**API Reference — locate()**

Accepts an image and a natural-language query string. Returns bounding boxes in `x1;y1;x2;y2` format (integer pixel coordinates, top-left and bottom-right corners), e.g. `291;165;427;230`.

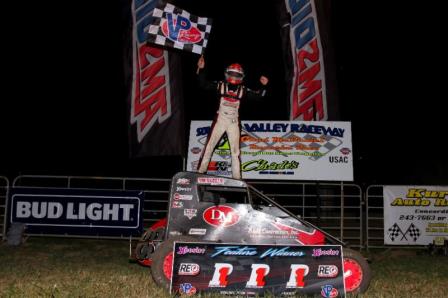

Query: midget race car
133;172;371;294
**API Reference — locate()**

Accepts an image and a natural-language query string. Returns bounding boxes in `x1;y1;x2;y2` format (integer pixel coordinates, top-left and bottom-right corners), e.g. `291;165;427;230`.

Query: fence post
340;181;344;242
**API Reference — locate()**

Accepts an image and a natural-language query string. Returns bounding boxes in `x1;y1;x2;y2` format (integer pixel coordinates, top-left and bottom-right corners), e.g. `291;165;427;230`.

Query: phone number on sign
399;215;436;221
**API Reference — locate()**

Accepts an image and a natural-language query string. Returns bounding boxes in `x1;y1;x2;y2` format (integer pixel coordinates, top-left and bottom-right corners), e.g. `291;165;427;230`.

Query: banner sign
9;188;144;237
127;0;184;157
276;0;339;121
187;121;353;181
171;242;345;297
384;186;448;245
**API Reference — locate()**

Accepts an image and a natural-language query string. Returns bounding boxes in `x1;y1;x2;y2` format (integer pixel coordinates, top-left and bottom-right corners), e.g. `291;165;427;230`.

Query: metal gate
0;176;10;239
11;175;362;246
365;185;385;249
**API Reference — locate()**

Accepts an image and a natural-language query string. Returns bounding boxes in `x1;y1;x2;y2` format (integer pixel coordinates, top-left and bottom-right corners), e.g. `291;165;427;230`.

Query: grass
0;238;447;297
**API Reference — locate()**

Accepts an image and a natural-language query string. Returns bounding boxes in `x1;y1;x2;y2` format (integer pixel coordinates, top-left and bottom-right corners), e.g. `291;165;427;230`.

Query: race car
133;172;371;293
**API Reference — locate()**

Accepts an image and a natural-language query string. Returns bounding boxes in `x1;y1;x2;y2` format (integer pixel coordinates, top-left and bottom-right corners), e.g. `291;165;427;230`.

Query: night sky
2;1;447;184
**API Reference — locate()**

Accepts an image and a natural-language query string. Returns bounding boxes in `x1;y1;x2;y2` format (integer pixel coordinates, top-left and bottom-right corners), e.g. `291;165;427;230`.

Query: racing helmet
225;63;245;85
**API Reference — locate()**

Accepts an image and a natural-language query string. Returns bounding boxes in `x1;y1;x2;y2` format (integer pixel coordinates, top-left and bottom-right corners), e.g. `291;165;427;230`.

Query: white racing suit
197;72;266;179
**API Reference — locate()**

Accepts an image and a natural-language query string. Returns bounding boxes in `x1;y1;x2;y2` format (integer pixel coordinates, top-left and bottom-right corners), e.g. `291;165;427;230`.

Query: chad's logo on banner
147;3;212;55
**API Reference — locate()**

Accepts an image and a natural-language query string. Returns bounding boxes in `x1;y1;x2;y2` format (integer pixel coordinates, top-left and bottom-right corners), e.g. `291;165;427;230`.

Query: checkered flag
403;223;420;242
387;223;405;242
147;3;212;55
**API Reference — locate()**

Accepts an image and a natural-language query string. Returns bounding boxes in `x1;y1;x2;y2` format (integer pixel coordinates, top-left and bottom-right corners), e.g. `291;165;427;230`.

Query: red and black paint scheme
133;172;371;294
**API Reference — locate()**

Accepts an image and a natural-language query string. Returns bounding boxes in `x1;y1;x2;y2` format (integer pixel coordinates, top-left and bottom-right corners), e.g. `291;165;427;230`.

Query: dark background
2;1;447;184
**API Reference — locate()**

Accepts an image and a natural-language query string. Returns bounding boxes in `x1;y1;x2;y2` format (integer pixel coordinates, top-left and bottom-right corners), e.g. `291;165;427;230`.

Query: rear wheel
150;236;197;290
343;248;371;293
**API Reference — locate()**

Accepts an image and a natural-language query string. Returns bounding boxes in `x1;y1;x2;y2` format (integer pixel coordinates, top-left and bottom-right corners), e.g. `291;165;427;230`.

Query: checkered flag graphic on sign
403;223;420;242
147;3;212;55
387;223;405;241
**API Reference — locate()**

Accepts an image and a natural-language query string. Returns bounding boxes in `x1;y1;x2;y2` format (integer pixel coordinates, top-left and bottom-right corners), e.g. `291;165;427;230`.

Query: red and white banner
125;0;184;157
277;0;339;121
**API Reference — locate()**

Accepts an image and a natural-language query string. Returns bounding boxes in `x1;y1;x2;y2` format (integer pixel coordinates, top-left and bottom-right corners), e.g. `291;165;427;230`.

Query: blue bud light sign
8;188;144;237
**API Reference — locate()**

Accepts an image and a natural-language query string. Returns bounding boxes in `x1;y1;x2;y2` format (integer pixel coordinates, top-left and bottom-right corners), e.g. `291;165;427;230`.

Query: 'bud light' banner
187;121;353;181
8;188;144;237
276;0;339;121
171;242;345;297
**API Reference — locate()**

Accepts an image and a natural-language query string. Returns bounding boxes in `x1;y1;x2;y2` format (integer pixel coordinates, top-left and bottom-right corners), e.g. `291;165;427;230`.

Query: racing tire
343;248;372;293
150;236;197;291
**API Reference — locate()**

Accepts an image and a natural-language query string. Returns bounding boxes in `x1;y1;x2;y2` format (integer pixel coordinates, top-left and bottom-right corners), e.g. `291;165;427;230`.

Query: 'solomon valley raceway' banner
187;121;353;181
384;186;448;245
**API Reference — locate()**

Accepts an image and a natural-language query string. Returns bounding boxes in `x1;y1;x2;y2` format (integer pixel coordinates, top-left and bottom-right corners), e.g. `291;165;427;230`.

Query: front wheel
135;227;166;266
343;248;372;293
150;236;197;291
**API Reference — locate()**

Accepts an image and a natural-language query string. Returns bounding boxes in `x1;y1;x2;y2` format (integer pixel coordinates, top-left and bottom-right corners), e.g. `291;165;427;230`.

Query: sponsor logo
211;246;257;258
190;147;201;154
317;265;339;278
209;264;233;287
390;188;448;208
203;206;240;227
214;150;231;159
176;178;190;185
179;283;197;296
189;228;206;235
208;161;230;172
176;186;192;192
184;209;197;219
248;227;296;238
178;263;200;276
131;0;171;142
246;264;270;288
329;156;348;163
191;160;200;170
312;248;340;257
340;147;351;155
161;13;202;44
286;265;309;288
242;159;299;173
14;201;135;222
196;126;211;137
174;193;193;201
11;194;141;230
177;246;206;255
321;285;338;298
172;201;183;208
197;177;225;185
